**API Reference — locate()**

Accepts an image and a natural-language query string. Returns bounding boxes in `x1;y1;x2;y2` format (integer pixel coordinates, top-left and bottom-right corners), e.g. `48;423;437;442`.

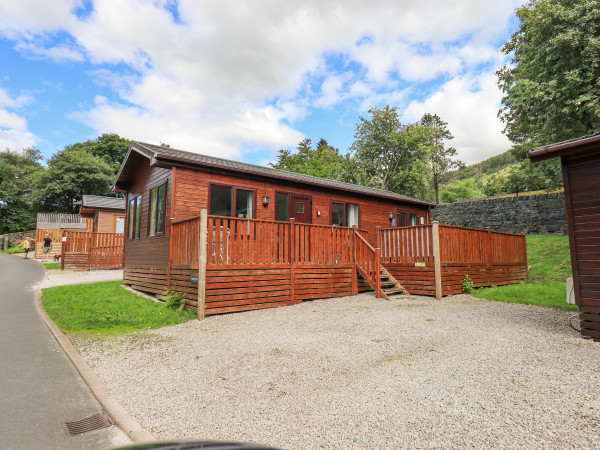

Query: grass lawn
43;262;62;269
475;234;576;311
42;280;195;335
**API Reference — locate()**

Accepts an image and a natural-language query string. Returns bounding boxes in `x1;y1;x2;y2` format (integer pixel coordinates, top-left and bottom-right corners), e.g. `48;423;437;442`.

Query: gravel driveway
73;293;600;449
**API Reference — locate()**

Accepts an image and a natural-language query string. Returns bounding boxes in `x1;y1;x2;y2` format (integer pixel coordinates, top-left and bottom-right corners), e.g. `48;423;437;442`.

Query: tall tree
0;148;44;233
419;113;464;204
64;133;131;174
269;138;349;181
349;106;428;195
497;0;600;147
32;148;115;213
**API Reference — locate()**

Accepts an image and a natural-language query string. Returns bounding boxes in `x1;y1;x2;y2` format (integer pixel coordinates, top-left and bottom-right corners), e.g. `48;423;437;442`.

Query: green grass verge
41;280;195;335
475;234;576;311
43;262;62;269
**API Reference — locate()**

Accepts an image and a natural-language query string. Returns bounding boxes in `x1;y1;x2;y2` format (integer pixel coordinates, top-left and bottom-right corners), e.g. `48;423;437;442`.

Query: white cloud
0;0;525;161
0;87;38;150
404;72;511;165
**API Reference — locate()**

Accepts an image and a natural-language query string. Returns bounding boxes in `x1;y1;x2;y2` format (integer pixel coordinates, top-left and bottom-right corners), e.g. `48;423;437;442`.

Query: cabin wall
96;210;125;233
563;150;600;340
173;166;429;242
123;161;172;295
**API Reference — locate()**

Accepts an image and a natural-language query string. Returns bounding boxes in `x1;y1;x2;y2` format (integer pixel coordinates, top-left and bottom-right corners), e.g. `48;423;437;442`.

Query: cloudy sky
0;0;524;166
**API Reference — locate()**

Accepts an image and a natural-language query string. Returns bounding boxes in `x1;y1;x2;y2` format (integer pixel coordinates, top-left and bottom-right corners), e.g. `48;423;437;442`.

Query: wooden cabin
113;142;433;305
529;133;600;341
75;195;126;234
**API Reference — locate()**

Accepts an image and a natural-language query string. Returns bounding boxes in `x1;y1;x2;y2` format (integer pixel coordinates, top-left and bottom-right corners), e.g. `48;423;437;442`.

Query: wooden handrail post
290;218;296;304
197;209;208;319
375;226;381;298
432;222;442;300
61;231;65;271
351;227;358;295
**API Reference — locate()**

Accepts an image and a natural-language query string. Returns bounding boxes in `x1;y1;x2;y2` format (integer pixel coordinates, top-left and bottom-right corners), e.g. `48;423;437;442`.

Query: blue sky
0;0;524;166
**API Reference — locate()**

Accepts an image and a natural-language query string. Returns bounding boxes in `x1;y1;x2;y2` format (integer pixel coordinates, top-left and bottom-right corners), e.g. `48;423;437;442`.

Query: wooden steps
379;266;409;299
357;266;409;299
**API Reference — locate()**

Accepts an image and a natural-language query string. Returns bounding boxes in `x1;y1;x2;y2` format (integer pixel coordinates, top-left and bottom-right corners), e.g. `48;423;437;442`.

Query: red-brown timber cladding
122;160;172;295
563;151;600;340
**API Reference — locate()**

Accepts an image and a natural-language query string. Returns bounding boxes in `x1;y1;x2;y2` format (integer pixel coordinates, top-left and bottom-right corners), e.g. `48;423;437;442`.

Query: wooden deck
124;212;528;317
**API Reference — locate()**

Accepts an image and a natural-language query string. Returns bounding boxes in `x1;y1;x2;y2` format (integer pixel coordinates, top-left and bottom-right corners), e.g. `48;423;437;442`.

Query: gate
61;231;124;270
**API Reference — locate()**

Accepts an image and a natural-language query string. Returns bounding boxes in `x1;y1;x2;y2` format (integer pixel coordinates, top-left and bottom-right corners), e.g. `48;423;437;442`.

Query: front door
290;195;311;223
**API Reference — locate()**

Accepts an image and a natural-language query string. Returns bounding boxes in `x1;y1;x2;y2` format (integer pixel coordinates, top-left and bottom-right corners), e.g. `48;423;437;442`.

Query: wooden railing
61;231;124;270
354;231;380;295
438;225;526;265
380;225;433;263
171;217;200;266
294;223;355;264
207;216;290;265
379;224;526;266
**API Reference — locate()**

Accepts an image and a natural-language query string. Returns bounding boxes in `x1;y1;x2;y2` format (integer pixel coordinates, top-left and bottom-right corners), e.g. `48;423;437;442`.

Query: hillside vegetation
438;148;562;203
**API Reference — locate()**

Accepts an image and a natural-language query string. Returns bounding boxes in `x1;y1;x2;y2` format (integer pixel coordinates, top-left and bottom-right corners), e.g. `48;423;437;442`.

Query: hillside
438;148;562;202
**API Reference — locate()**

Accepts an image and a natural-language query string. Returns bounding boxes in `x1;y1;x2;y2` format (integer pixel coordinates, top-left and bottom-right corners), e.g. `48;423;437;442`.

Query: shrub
463;274;474;294
163;288;187;310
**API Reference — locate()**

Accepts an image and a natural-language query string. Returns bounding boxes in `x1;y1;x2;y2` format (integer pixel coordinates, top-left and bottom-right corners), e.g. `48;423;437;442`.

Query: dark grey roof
528;132;600;161
128;141;433;206
82;195;126;210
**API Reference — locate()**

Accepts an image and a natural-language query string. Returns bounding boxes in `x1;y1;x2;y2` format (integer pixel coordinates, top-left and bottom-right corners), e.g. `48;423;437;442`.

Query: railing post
375;226;382;298
432;222;442;300
61;231;65;271
352;227;358;294
197;209;208;319
486;227;492;287
290;218;296;304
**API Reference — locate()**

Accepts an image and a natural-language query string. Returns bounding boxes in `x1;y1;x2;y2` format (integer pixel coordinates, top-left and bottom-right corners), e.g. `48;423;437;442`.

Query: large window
331;202;359;227
149;182;167;236
128;195;141;239
209;184;254;218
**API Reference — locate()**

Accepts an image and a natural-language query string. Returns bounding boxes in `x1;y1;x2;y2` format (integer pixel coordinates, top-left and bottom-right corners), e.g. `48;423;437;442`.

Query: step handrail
353;230;382;296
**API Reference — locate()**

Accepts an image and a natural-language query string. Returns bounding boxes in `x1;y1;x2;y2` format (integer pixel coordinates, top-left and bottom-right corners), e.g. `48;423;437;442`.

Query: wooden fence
161;213;527;317
61;231;124;270
381;224;527;296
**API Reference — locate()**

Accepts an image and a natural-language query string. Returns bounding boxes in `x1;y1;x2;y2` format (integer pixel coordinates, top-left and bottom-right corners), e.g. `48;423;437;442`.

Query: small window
331;202;345;226
296;203;305;214
209;184;254;218
276;193;289;221
128;195;141;239
149;182;167;236
397;212;407;227
115;217;125;234
331;202;358;227
410;214;417;226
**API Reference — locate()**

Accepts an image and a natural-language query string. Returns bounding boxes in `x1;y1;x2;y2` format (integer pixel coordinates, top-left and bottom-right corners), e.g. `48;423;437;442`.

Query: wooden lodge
114;141;527;316
75;195;126;234
529;133;600;341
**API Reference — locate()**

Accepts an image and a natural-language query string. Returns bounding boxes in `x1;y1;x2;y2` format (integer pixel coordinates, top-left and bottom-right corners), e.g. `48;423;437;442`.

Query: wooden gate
61;231;124;270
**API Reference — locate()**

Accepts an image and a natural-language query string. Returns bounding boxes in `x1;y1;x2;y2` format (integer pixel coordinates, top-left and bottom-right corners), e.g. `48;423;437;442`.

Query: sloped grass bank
475;234;576;311
42;280;195;335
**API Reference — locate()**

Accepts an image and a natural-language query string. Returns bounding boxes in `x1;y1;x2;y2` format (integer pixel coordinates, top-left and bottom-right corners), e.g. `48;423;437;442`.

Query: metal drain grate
60;413;112;437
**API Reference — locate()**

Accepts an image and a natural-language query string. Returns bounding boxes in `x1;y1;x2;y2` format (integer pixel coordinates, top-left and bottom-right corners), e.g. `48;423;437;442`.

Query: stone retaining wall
431;192;567;234
0;230;36;250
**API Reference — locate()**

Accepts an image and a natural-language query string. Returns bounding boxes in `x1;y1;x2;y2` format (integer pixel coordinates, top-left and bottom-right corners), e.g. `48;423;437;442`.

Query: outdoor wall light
262;194;269;207
389;211;394;220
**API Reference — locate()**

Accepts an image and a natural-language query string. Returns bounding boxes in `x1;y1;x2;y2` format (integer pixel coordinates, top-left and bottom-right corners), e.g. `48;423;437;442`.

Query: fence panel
62;231;123;270
490;231;527;265
206;216;290;265
171;217;200;266
354;231;377;287
294;224;355;264
379;225;433;263
438;225;489;264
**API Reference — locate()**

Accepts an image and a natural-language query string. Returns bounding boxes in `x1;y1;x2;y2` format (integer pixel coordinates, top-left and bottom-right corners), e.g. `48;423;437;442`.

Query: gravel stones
74;294;600;449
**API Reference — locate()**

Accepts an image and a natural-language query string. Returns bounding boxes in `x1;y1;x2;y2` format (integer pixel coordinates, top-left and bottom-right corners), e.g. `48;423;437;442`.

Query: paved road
0;253;130;449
